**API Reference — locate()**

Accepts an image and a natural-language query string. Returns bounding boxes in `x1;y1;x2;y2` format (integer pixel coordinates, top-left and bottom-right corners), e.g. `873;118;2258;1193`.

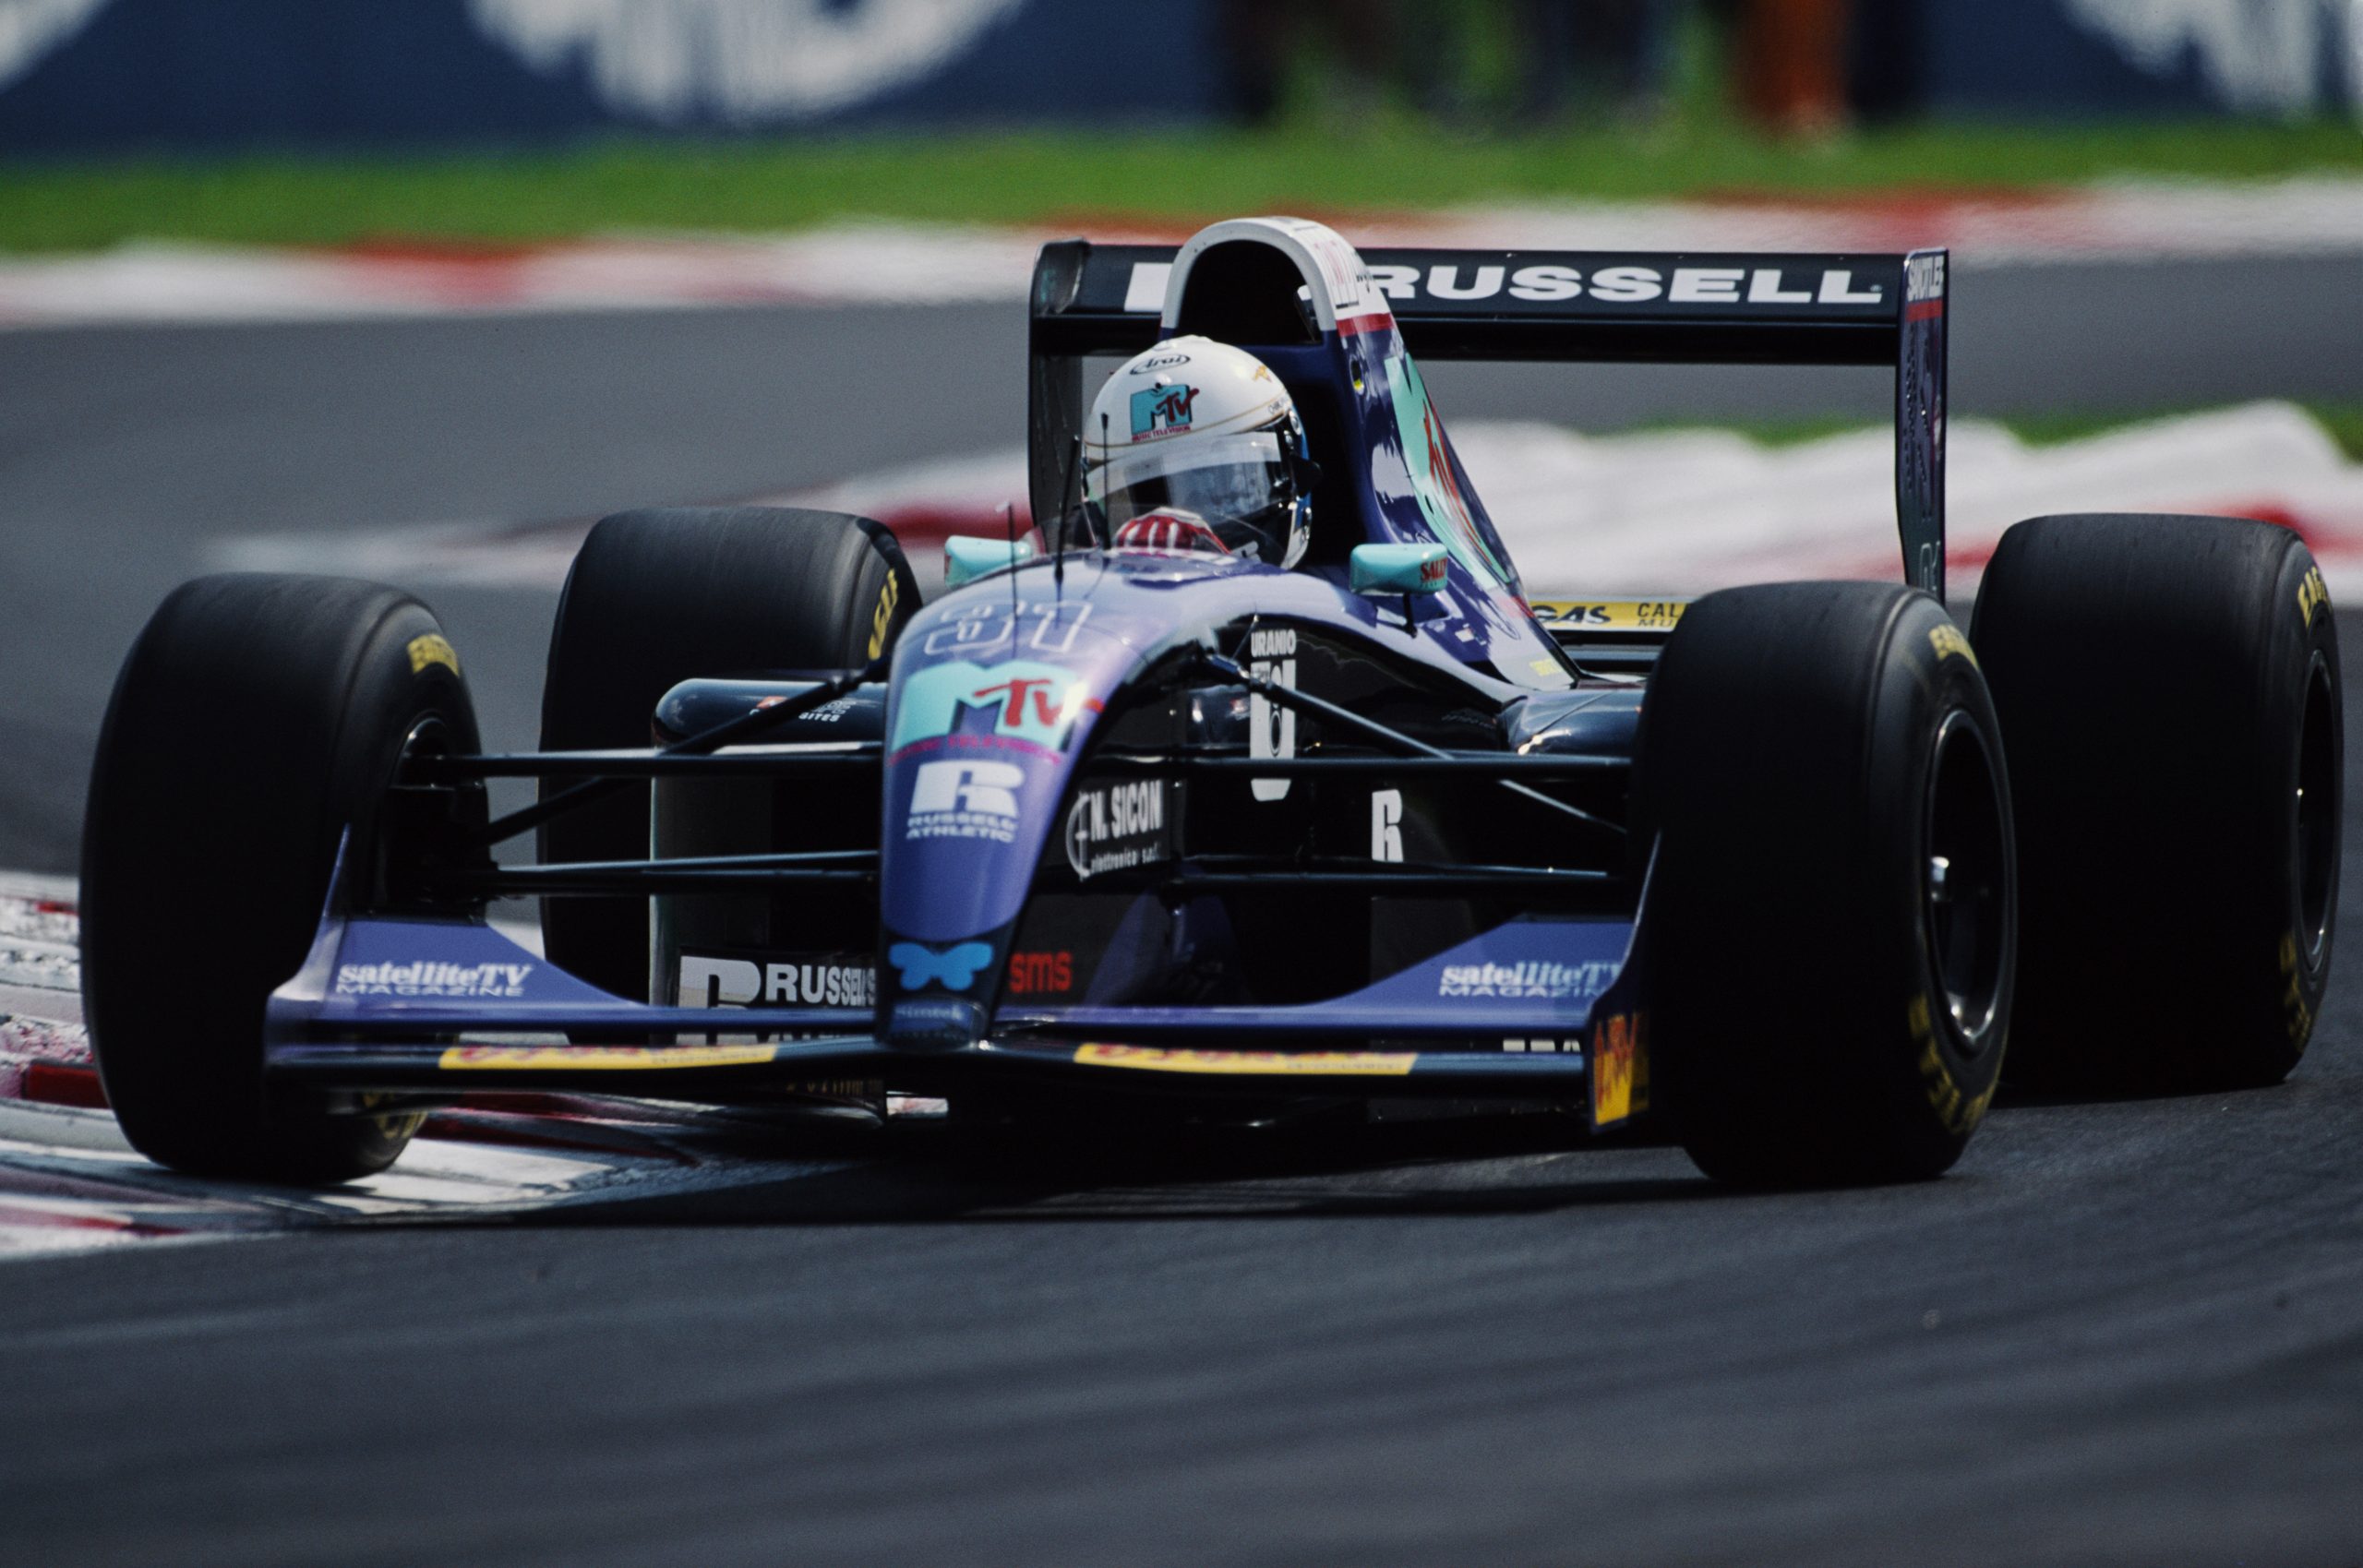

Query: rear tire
1637;581;2016;1187
1972;513;2340;1093
537;507;918;1000
81;574;479;1183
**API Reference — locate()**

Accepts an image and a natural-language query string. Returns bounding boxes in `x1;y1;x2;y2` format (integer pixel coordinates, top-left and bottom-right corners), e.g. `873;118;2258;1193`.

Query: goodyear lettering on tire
406;634;461;676
1910;992;1990;1136
1926;625;1977;668
867;574;901;660
2279;930;2315;1047
2297;566;2329;628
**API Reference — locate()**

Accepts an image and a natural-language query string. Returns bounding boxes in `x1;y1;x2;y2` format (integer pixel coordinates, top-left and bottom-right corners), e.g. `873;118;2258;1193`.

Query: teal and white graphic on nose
942;534;1038;588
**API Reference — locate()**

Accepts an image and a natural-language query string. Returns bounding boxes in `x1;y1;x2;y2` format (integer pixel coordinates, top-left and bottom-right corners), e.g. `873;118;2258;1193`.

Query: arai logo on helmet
1130;384;1197;441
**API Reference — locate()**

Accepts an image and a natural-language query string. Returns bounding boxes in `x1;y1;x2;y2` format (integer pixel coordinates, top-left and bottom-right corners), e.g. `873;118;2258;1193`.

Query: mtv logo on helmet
1130;383;1196;440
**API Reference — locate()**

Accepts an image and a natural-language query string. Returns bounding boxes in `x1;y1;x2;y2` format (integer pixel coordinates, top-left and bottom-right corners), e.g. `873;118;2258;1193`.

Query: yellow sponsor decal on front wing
1589;1011;1649;1127
438;1043;778;1071
1074;1045;1416;1077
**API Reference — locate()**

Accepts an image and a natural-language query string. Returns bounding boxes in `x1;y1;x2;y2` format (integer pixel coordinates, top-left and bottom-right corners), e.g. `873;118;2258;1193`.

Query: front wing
265;891;1653;1130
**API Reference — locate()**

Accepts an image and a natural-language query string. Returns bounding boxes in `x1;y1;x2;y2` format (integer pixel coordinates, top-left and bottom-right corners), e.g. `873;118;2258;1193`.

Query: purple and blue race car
81;218;2340;1187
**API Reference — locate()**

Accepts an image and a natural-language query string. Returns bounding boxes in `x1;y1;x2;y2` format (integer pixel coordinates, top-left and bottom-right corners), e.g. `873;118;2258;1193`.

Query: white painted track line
7;178;2363;329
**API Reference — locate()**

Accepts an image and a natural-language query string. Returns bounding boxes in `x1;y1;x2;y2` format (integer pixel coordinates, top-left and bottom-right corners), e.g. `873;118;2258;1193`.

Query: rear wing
1029;243;1949;597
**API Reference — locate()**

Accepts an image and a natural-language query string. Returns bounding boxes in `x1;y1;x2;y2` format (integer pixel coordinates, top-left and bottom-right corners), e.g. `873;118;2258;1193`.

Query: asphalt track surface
4;256;2363;1565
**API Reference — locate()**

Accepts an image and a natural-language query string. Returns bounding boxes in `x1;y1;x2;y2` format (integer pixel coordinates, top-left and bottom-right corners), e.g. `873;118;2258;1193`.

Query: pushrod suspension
1166;856;1615;896
426;745;880;781
465;656;888;846
1086;751;1626;779
1194;651;1626;838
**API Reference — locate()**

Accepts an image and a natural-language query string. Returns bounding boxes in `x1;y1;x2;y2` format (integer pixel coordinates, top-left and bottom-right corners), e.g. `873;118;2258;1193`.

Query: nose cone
881;650;1123;941
876;586;1141;1047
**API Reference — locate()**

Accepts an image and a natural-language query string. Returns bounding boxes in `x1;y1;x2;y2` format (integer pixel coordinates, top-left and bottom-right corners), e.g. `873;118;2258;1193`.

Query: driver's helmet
1084;336;1316;569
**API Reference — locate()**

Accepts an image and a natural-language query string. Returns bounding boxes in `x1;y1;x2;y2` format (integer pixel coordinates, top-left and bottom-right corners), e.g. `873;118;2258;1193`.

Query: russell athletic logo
906;757;1025;844
337;961;534;999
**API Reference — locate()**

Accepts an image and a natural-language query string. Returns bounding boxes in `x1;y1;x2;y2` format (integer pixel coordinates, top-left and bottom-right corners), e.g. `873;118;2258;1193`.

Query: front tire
81;575;479;1183
1637;581;2016;1187
538;507;919;1001
1973;513;2341;1092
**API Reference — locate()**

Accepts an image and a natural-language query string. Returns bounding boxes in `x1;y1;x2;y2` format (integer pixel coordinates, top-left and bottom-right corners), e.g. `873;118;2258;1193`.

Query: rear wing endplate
1029;243;1949;597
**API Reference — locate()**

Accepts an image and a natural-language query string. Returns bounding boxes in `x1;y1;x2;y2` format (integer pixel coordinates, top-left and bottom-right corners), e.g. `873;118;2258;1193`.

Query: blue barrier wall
0;0;2350;154
0;0;1229;152
1921;0;2356;117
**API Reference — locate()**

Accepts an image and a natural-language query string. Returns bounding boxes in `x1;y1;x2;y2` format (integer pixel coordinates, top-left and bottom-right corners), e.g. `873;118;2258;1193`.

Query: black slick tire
537;507;919;999
81;574;480;1183
1637;581;2016;1187
1972;513;2340;1093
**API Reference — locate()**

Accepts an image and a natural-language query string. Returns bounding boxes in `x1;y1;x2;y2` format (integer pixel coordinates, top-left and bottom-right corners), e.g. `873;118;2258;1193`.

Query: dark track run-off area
4;258;2363;1565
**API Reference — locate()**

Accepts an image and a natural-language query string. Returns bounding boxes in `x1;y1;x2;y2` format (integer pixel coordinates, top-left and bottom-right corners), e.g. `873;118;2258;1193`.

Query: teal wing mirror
1349;543;1449;596
944;533;1038;588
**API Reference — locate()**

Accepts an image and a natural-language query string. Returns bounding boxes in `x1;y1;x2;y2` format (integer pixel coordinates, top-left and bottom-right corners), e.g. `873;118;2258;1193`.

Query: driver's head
1085;336;1316;568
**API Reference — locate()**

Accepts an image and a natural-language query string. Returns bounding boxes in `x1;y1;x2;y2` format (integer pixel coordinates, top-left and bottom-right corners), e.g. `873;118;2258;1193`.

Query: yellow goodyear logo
355;1091;427;1143
2279;930;2315;1047
437;1043;777;1071
1589;1011;1649;1127
867;573;901;660
1072;1045;1416;1077
1926;624;1977;668
1909;993;1991;1136
2298;565;2329;628
1531;600;1688;632
406;633;461;676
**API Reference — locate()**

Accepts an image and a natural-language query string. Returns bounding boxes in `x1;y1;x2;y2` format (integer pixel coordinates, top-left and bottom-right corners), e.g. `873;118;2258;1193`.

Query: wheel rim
1924;712;2009;1053
2295;651;2337;964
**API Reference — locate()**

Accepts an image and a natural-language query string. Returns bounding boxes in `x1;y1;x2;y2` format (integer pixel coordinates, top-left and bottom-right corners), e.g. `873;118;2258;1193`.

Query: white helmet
1084;335;1318;568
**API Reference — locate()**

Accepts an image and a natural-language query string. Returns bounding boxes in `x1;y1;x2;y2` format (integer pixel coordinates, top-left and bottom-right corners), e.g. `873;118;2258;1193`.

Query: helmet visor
1088;431;1290;534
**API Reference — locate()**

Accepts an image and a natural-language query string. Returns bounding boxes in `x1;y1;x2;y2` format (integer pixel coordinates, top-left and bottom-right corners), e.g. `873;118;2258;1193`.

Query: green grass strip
3;119;2361;254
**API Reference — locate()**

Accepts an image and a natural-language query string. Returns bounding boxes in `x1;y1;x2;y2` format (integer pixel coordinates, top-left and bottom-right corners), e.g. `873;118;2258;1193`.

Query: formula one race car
82;218;2341;1188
